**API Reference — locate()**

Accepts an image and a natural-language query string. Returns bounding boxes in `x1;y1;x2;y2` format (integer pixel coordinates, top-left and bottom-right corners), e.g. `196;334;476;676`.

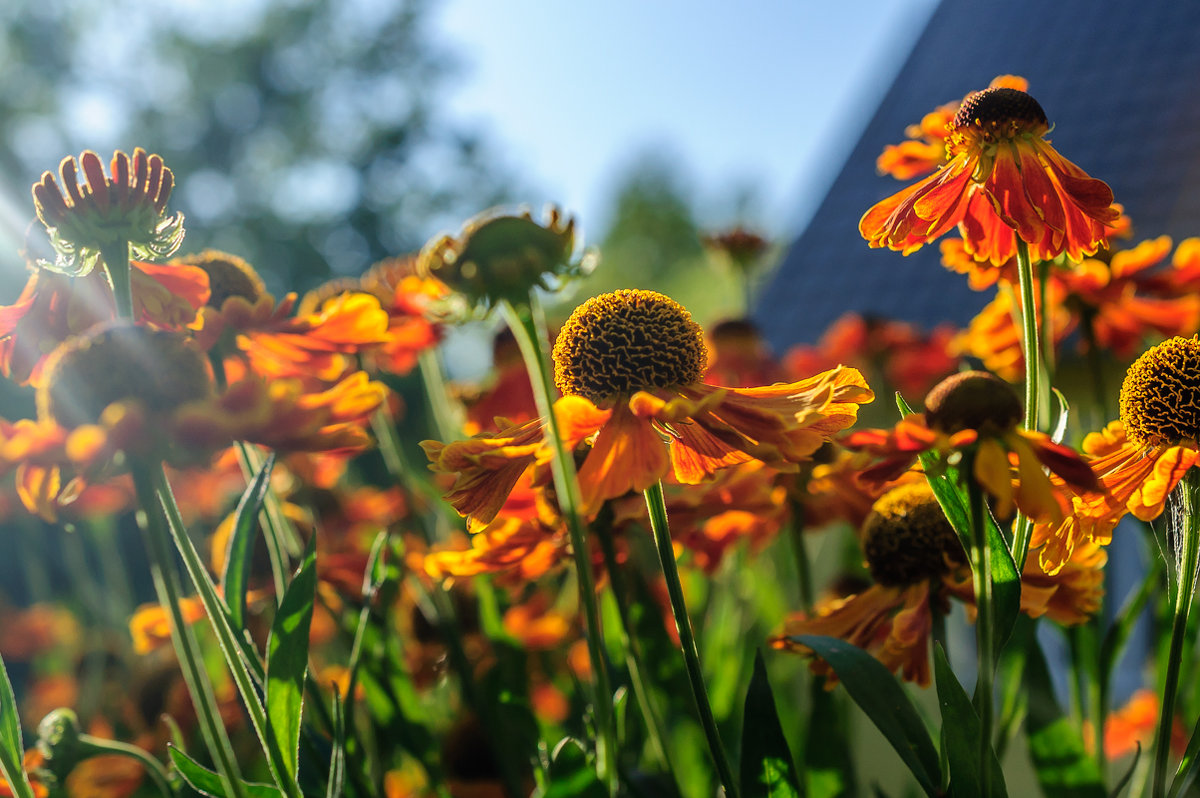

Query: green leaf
266;535;318;785
740;650;803;797
169;745;282;796
325;692;345;798
1050;388;1070;444
1024;639;1105;797
911;429;1021;656
0;650;35;798
222;452;276;630
802;679;855;798
543;738;608;798
793;635;940;797
933;645;1006;797
1115;744;1141;798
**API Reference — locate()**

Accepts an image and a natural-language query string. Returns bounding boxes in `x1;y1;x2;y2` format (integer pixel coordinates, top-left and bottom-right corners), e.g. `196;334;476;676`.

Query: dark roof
756;0;1200;349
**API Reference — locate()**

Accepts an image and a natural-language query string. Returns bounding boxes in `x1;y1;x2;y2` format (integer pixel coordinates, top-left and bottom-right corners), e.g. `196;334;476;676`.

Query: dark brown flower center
862;482;964;586
552;289;708;402
924;370;1022;435
952;87;1048;131
1119;336;1200;448
176;250;265;309
38;323;212;429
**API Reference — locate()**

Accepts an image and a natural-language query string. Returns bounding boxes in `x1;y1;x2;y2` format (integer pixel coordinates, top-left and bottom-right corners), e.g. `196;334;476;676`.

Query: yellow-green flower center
952;87;1048;132
1119;336;1200;448
924;370;1022;436
862;482;964;587
37;323;212;429
552;289;708;402
176;250;265;309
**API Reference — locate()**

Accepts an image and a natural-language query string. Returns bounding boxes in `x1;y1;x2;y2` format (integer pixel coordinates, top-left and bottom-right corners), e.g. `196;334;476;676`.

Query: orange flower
952;278;1073;382
184;250;394;384
0;323;386;519
774;481;1103;686
862;85;1119;265
0;750;48;798
0;260;210;386
876;75;1030;182
1035;337;1200;573
783;312;958;400
424;290;873;528
622;461;790;573
460;328;540;435
845;371;1100;524
31;148;184;274
703;318;786;389
955;236;1200;379
129;594;209;654
1096;690;1187;760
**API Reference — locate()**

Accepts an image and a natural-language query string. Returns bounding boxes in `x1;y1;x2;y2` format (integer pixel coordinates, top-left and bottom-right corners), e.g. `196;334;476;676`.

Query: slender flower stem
130;463;249;798
964;458;995;796
101;240;133;320
500;297;618;795
76;735;177;798
151;464;305;798
644;481;740;798
788;499;814;611
1153;471;1200;798
1011;238;1042;571
594;513;676;779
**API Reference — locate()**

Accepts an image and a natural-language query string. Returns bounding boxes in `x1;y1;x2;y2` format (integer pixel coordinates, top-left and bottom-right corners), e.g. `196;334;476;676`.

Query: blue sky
432;0;939;239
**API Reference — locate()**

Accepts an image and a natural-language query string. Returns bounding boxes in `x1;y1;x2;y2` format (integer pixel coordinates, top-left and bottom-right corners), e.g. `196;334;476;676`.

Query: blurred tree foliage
557;152;744;325
0;0;511;300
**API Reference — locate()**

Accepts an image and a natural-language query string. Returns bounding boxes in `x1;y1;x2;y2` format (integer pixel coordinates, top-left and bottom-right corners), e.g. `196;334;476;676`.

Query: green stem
499;297;618;795
101;240;133;320
594;513;676;779
150;464;304;798
130;463;248;798
234;442;292;599
965;459;995;796
1153;472;1200;798
76;735;176;797
1011;238;1042;571
788;499;814;611
644;481;740;798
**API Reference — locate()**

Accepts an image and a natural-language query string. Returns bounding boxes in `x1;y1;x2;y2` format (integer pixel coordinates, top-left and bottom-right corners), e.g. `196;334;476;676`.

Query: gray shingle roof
756;0;1200;349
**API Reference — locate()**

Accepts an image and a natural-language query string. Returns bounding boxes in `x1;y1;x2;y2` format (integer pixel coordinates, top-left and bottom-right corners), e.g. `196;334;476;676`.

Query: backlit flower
773;481;1103;685
845;371;1100;523
783;312;958;400
0;260;210;386
955;236;1200;379
0;323;386;519
862;86;1119;265
186;250;394;384
418;206;581;310
32;149;184;276
424;290;873;527
1036;337;1200;572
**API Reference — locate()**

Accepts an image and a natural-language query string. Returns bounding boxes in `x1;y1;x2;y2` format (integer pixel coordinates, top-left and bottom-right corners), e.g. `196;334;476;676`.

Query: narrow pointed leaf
266;536;318;785
803;679;855;798
325;693;345;798
900;389;1021;656
934;644;1006;797
222;452;276;629
740;650;804;797
1024;640;1105;797
0;651;35;798
544;737;607;798
793;635;940;796
168;746;283;797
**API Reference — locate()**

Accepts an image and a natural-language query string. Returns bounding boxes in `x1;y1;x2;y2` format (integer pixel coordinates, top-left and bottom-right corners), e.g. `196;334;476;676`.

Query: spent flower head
32;149;185;276
418;206;587;311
